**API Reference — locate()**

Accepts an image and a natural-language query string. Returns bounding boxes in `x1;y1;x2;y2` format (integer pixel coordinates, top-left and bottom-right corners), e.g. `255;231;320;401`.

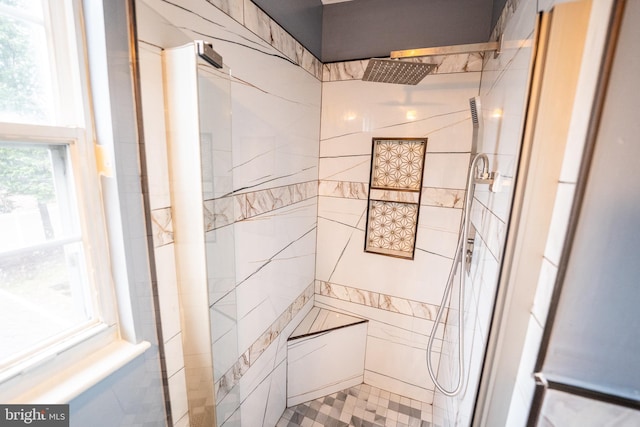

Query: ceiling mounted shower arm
391;35;504;59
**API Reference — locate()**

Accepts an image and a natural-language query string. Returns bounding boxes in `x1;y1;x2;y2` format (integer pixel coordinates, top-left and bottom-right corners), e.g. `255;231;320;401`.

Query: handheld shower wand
426;153;486;396
426;97;495;396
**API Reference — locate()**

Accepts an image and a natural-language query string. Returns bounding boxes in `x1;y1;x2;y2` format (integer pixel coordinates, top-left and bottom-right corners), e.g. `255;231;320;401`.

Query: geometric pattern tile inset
366;201;418;256
366;137;427;260
371;139;426;191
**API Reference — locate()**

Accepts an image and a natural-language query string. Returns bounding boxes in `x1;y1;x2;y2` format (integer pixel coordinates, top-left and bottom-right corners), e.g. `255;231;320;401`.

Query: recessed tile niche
365;138;427;259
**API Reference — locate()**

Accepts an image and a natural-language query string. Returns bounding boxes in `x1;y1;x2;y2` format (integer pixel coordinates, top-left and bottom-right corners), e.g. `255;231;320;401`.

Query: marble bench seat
286;307;368;407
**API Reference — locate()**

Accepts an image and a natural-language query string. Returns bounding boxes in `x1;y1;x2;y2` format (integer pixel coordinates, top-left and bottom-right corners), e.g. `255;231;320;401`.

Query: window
0;0;115;385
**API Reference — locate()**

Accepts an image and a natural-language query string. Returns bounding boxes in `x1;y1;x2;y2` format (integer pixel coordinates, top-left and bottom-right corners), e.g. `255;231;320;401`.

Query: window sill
7;340;150;404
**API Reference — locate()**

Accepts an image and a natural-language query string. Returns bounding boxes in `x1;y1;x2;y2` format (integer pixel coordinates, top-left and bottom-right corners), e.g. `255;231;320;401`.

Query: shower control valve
489;172;502;193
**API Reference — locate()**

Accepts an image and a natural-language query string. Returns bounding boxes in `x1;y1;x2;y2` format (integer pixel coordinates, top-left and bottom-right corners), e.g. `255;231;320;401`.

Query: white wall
317;59;482;404
433;0;539;424
137;0;321;425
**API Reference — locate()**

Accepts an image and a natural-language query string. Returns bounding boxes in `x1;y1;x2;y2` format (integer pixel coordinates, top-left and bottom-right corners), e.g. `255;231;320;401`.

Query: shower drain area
277;383;434;427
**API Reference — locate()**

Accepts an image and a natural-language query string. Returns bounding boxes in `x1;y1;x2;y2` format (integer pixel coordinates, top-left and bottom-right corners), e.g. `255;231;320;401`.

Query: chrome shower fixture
390;35;504;60
195;40;223;68
362;59;436;85
473;153;502;192
363;37;503;85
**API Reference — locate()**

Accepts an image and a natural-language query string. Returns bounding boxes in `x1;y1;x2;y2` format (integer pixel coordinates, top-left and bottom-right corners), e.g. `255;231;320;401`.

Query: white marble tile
168;368;190;424
165;332;185;378
314;295;442;343
208;0;243;23
174;413;190;427
210;292;240;380
235;221;316;353
319;154;371;183
291;307;364;338
215;284;314;407
416;206;462;259
321;73;481;142
423;153;471;190
364;370;433;404
154;244;181;341
367;319;442;354
205;227;237;305
287;322;367;406
216;382;241;426
240;357;288;426
139;43;172;210
316;219;452;307
150;207;174;247
424;114;474;153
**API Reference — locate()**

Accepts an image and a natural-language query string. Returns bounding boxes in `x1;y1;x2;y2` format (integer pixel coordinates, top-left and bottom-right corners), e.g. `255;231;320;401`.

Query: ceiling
251;0;508;63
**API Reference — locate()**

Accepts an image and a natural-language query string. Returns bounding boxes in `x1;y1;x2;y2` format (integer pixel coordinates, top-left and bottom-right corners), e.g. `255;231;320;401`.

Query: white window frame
0;0;148;403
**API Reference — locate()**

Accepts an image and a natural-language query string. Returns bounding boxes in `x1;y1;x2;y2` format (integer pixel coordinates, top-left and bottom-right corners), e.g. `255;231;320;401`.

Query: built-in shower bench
286;307;368;406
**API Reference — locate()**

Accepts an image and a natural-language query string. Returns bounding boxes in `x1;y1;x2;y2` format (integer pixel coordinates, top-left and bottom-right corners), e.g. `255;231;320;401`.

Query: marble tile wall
432;0;538;425
139;1;321;426
287;319;367;406
137;1;607;426
318;60;481;404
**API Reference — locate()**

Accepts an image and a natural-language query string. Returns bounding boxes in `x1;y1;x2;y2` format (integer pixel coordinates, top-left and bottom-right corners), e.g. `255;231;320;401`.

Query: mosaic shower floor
276;384;433;427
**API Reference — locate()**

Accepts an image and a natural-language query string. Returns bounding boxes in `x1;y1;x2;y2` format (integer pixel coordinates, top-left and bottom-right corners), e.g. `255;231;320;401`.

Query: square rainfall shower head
362;59;436;85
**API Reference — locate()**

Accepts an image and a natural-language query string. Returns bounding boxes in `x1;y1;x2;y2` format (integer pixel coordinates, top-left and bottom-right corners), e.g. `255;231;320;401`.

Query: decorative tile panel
371;139;426;190
365;138;427;259
366;201;419;257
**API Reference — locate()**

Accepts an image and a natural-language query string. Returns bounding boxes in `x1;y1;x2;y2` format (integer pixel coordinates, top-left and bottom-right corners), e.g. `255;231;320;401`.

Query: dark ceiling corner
321;0;494;63
251;0;506;64
491;0;509;31
251;0;324;59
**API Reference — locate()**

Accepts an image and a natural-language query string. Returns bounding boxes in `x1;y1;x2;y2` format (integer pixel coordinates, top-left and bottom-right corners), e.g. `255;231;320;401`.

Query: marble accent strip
490;0;524;43
421;187;465;209
319;180;368;200
204;180;317;231
315;280;444;322
214;282;314;404
156;0;322;80
236;180;318;221
242;0;323;80
151;207;174;247
369;189;420;204
323;53;483;82
319;180;465;209
207;0;243;24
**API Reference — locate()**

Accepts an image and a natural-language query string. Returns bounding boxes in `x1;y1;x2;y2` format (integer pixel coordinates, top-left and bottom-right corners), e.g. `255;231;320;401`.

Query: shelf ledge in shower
289;307;367;341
